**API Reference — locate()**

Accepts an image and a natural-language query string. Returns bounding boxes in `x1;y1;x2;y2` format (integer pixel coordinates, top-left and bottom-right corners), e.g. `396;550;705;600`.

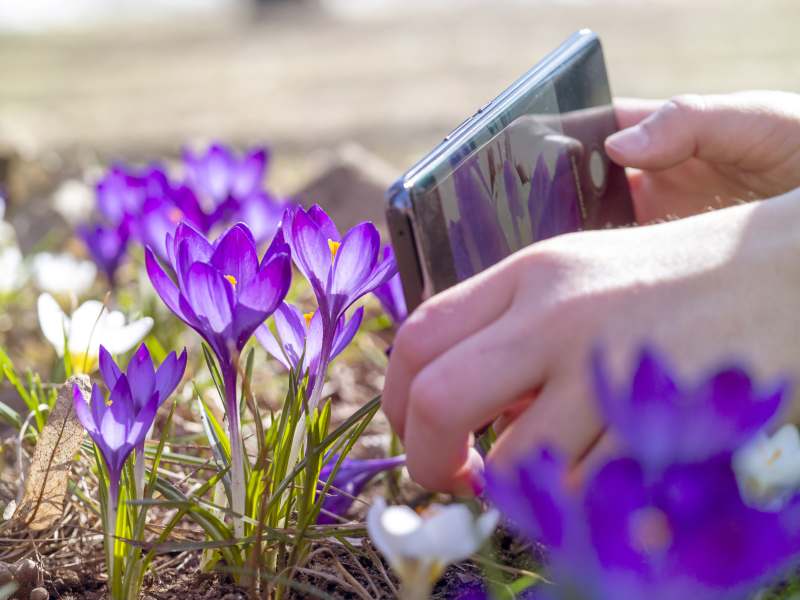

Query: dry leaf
14;375;89;531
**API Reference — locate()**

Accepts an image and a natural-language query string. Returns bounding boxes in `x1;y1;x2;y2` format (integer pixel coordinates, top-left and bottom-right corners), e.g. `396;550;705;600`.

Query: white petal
733;424;800;510
53;179;95;225
67;300;107;356
415;504;489;566
103;317;154;354
367;498;422;568
32;253;96;296
37;293;68;356
0;246;26;293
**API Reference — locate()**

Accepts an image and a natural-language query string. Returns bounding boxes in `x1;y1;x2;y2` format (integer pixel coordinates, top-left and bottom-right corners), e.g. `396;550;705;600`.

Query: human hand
382;189;800;493
607;91;800;223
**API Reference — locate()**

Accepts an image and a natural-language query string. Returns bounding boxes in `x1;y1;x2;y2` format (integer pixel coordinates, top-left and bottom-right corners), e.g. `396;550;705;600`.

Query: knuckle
664;94;707;119
392;319;432;368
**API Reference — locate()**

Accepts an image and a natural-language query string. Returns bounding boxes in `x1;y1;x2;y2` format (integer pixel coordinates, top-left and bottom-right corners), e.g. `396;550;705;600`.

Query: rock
0;562;13;586
29;587;48;600
11;559;43;597
54;569;80;589
292;143;396;233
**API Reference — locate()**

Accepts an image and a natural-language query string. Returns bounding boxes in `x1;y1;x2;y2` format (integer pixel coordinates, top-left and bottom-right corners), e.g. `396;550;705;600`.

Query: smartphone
386;29;635;312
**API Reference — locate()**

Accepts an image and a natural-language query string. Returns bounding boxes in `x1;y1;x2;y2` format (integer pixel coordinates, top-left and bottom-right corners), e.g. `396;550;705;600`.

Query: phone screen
390;32;635;307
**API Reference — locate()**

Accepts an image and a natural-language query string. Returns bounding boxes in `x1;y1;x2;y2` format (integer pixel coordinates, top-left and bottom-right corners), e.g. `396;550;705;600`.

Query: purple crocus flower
284;205;395;404
255;302;363;392
145;221;291;534
72;372;158;506
145;222;291;380
372;246;407;325
488;447;800;600
592;346;787;473
317;454;405;524
78;221;130;284
97;343;186;495
182;143;289;242
96;164;170;228
183;144;267;211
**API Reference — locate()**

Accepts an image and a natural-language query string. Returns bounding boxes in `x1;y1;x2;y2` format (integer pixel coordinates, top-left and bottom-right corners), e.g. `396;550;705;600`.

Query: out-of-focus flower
488;447;800;600
0;244;26;295
372;246;406;325
37;293;153;373
183;143;268;212
96;164;169;228
487;348;800;600
72;371;158;504
98;344;186;495
255;302;363;390
52;179;95;226
317;454;405;524
367;498;498;598
592;346;786;472
145;222;291;377
734;424;800;511
31;252;97;297
78;222;130;284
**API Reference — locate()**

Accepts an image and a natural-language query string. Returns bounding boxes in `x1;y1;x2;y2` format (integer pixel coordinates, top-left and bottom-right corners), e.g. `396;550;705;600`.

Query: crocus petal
173;223;214;270
232;147;267;198
367;498;424;567
410;504;496;566
210;223;259;288
330;223;379;298
98;345;122;391
184;262;234;334
72;384;99;437
355;249;398;299
272;302;307;368
289;207;332;287
101;376;134;452
145;248;187;322
154;349;187;408
126;344;156;412
234;252;291;347
256;324;291;370
103;317;154;355
66;300;107;357
37;293;68;356
308;204;340;242
330;307;364;360
128;392;160;449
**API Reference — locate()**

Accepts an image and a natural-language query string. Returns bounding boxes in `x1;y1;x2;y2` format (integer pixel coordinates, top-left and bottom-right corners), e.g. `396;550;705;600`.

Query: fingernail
470;468;486;497
607;126;650;155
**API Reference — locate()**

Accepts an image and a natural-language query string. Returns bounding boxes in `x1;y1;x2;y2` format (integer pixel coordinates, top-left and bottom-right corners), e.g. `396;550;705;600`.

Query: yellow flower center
168;207;184;223
224;274;238;287
768;448;783;466
303;311;314;328
328;239;341;262
105;397;113;407
70;352;98;375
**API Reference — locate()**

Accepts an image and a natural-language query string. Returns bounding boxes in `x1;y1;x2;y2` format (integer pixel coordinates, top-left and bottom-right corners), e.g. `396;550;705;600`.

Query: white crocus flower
733;424;800;511
367;498;498;600
37;293;153;373
52;179;95;226
0;245;26;295
32;252;96;297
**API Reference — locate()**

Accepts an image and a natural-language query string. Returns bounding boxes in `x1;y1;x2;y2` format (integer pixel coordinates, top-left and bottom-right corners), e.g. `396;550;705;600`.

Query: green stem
223;362;245;539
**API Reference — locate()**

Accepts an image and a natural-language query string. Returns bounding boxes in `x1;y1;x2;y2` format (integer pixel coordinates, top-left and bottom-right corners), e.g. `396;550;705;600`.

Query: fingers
403;315;550;492
568;432;619;487
382;256;519;437
606;93;794;172
487;375;601;473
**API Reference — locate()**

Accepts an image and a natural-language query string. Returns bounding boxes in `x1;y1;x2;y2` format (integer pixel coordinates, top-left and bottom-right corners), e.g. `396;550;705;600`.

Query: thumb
605;92;797;171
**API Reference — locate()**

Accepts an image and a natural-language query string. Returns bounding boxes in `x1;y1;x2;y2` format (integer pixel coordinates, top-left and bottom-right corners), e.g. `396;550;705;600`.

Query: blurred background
1;0;798;237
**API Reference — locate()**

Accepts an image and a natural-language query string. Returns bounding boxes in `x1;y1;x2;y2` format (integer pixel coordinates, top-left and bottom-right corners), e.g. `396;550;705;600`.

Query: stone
292;143;396;233
29;587;48;600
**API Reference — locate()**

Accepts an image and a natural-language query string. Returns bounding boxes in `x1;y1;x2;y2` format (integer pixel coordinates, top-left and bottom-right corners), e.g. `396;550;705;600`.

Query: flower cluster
80;143;289;284
486;347;800;600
